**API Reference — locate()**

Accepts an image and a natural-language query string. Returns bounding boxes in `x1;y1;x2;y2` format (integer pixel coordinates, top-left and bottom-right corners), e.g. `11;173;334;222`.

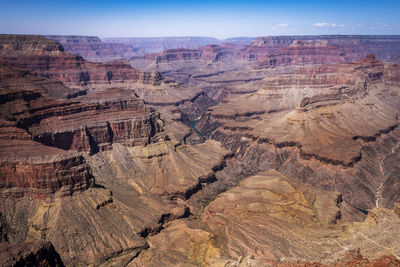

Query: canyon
0;34;399;266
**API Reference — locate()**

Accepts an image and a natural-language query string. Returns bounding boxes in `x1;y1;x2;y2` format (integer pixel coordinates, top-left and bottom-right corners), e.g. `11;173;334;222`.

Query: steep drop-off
1;34;400;266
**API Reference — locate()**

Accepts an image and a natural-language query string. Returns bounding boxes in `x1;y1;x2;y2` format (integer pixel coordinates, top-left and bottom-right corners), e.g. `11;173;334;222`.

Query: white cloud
376;22;392;27
272;23;288;30
313;22;336;27
360;22;395;30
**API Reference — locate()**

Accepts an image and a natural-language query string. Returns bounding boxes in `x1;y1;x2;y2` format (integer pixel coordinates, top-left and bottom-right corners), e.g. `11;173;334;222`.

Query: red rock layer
196;55;400;210
0;34;162;90
238;35;400;63
0;241;65;267
0;66;165;198
0;117;94;199
1;80;165;152
45;35;140;62
258;40;344;67
103;36;222;54
142;44;239;63
271;253;400;267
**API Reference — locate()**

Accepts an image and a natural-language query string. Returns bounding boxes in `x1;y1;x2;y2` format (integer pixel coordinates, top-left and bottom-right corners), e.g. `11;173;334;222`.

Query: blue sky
0;0;399;38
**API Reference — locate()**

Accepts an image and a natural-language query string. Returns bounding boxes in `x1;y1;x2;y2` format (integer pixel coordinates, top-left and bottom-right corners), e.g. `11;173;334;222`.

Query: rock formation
0;34;161;93
238;35;400;63
1;34;400;266
0;35;231;266
45;35;141;62
103;36;253;54
0;241;65;267
0;35;213;130
141;44;239;63
258;39;345;67
197;55;400;210
131;170;400;266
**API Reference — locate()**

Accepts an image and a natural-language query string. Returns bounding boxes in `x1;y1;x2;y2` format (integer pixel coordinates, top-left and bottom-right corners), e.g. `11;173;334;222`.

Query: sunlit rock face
0;35;231;266
45;35;141;62
1;34;400;266
130;171;400;266
196;55;400;211
238;35;400;63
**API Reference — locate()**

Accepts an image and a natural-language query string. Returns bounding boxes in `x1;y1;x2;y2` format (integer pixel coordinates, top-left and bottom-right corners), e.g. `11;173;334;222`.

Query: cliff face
45;35;141;62
0;34;65;56
0;35;162;93
103;36;223;54
132;171;400;266
238;35;400;63
0;241;65;267
0;121;94;199
0;65;167;200
0;66;165;152
258;39;345;67
0;35;232;266
197;55;400;210
142;44;238;63
1;34;400;266
0;35;212;127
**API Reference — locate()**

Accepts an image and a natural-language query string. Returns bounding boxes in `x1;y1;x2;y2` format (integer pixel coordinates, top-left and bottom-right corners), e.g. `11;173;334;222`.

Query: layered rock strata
0;241;65;267
45;35;140;62
131;170;400;266
197;55;400;209
238;35;400;62
0;35;162;93
0;37;231;265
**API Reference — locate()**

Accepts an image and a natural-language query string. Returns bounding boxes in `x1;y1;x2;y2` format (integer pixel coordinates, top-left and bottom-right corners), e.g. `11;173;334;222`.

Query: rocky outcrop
258;39;345;67
0;87;95;199
238;35;400;63
103;36;222;54
28;96;165;152
142;44;238;63
0;35;212;131
0;70;165;153
196;56;400;210
0;137;231;265
45;35;141;62
131;170;400;266
0;150;94;199
0;35;163;93
0;37;232;266
2;34;400;267
0;241;65;267
145;48;203;62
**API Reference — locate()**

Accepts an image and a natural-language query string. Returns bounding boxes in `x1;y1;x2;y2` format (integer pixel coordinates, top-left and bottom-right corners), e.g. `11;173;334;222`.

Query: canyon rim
1;0;400;266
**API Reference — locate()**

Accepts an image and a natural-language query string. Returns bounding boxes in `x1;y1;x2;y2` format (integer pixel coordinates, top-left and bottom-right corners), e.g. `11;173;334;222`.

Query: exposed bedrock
196;56;400;210
0;139;231;266
45;35;141;62
0;70;166;154
0;34;164;93
0;59;232;265
1;34;400;266
0;155;94;199
141;44;238;63
0;241;65;267
0;117;95;199
131;170;400;266
103;36;224;54
238;35;400;63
